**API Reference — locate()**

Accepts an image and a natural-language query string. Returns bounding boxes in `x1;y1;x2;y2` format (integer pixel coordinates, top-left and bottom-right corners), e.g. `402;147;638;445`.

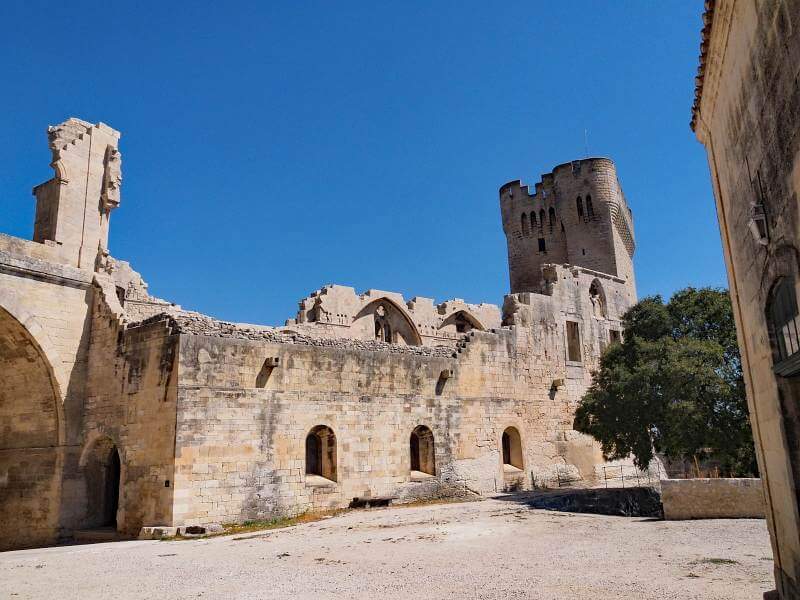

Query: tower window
577;196;584;218
586;194;595;218
539;209;546;227
521;212;529;236
566;321;582;362
548;206;556;227
530;211;537;229
538;238;546;252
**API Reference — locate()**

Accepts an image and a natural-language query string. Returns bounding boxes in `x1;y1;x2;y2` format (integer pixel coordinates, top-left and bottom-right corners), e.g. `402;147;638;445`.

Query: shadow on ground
493;487;663;518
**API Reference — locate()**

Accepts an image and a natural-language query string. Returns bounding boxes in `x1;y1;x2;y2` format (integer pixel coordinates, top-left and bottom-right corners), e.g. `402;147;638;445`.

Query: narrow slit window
538;238;546;252
566;321;582;362
576;196;584;218
586;194;594;218
521;212;529;236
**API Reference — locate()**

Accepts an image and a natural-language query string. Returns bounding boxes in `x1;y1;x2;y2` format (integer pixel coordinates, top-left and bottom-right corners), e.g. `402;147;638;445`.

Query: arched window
539;209;546;228
521;212;529;236
586;194;594;218
530;211;537;229
501;426;523;471
589;279;607;318
305;425;337;482
83;437;121;529
548;206;556;227
576;196;584;218
410;425;436;476
767;277;800;375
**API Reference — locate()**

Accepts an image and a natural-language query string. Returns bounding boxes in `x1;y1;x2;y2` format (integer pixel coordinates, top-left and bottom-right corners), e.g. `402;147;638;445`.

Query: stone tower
499;157;636;299
32;118;122;269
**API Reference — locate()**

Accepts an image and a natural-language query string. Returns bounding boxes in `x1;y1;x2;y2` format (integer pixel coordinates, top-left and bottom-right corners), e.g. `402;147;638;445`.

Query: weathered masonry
0;118;636;549
692;2;800;599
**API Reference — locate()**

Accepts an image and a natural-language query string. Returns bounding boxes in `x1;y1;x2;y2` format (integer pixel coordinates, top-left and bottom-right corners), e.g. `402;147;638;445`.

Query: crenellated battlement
499;157;636;300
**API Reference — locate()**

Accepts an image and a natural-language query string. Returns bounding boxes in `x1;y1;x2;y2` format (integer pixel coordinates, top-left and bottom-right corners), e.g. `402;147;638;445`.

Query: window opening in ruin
115;286;126;307
521;212;529;236
83;438;121;529
561;221;565;233
548;207;555;228
589;279;607;318
530;211;537;229
305;425;337;482
538;238;546;252
586;194;594;218
609;330;621;345
539;209;546;228
767;277;800;376
566;321;582;362
576;196;584;218
501;426;523;471
455;313;469;333
374;305;393;343
410;425;436;476
582;249;586;255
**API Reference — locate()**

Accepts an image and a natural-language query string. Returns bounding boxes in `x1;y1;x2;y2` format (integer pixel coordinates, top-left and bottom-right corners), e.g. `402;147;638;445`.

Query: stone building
0;117;636;550
692;1;800;598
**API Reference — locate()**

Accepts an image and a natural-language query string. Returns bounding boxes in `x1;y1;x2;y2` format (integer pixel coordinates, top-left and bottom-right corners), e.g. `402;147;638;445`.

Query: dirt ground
0;495;774;600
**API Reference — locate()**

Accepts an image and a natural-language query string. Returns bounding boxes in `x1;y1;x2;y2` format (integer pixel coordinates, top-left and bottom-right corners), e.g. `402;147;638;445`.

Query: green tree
574;287;757;476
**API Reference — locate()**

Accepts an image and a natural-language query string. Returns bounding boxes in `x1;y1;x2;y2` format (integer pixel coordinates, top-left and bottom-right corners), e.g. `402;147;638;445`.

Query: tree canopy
574;287;757;476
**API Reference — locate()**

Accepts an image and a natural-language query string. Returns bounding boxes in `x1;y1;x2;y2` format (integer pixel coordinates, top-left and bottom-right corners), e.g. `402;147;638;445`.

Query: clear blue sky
1;1;721;325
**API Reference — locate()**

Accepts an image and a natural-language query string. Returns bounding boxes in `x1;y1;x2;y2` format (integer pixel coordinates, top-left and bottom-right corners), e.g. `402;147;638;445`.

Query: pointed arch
354;297;423;346
589;278;607;318
439;309;486;334
586;194;595;218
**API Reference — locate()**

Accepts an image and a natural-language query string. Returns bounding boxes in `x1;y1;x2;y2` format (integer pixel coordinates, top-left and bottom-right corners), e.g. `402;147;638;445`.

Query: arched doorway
305;425;337;482
82;437;122;529
501;427;523;472
410;425;435;476
0;305;61;550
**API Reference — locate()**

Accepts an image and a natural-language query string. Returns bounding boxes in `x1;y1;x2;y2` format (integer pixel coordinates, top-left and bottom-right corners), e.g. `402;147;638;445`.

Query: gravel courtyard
0;496;773;600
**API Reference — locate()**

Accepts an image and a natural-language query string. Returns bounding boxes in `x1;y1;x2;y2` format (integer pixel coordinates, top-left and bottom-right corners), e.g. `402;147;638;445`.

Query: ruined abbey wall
0;118;637;548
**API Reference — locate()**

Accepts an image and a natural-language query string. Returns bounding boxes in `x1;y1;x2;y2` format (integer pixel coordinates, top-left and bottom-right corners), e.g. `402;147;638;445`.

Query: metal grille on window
768;277;800;376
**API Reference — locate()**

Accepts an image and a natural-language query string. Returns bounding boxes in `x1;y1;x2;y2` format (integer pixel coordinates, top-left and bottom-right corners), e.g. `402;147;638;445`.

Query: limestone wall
661;478;765;520
693;1;800;596
81;304;179;537
169;264;621;528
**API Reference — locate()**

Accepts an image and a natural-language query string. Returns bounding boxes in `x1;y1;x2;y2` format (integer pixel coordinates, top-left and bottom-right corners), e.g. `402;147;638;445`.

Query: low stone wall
660;478;765;520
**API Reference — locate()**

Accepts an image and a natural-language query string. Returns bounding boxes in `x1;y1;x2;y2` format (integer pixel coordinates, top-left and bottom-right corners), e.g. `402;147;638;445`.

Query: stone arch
410;425;435;476
439;310;486;335
0;287;66;414
501;426;523;471
354;298;423;346
589;278;607;319
79;434;123;529
305;425;337;482
0;301;64;549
